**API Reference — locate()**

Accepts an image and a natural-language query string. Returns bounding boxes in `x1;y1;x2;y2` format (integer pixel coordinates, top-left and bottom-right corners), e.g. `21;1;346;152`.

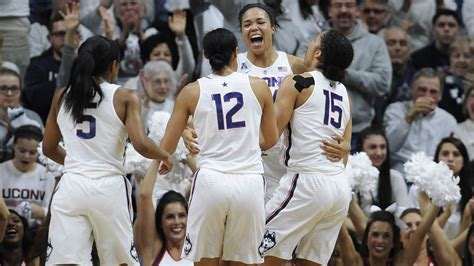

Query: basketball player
159;28;278;266
185;3;350;202
260;30;354;266
42;36;172;265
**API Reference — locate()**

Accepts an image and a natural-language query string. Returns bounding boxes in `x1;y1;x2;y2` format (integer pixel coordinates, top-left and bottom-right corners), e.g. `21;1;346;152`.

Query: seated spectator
410;9;461;73
383;68;457;174
439;35;474;122
0;125;55;225
374;26;414;125
139;61;177;122
408;137;472;240
0;210;35;265
453;85;474;160
0;66;43;162
23;15;68;124
356;126;408;216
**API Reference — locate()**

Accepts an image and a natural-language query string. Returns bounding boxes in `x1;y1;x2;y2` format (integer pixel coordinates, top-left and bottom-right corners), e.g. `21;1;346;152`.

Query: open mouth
6;228;17;237
250;34;263;45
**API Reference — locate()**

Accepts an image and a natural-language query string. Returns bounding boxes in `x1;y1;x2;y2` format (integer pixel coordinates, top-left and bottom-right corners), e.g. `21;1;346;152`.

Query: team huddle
40;4;355;266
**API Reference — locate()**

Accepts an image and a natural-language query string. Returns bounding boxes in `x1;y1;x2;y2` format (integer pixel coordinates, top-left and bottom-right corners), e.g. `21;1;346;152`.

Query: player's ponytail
318;30;354;83
63;36;120;124
203;28;237;72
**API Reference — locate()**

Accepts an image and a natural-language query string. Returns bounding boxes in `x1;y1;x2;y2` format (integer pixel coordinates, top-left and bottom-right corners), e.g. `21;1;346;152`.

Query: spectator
0;210;35;265
463;0;474;38
0;125;55;224
374;26;414;125
383;26;414;104
408;137;472;239
0;66;43;163
410;8;461;73
439;35;474;122
328;0;392;150
453;85;474;160
360;0;390;35
139;61;177;121
356;126;408;216
383;68;457;174
23;15;67;124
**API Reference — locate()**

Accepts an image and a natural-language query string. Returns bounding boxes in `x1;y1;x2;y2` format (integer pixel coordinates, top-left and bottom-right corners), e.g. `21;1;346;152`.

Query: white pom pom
37;142;64;177
124;143;151;176
404;152;461;207
345;152;379;199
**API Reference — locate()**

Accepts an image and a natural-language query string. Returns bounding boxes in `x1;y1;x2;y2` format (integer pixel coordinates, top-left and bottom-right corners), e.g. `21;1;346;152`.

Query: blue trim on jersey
265;173;299;224
188;169;200;208
284;122;292;167
122;176;133;223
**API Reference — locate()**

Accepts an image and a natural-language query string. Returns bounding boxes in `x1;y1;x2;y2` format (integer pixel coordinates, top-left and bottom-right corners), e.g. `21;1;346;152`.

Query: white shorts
261;171;351;264
46;173;139;265
183;168;265;264
262;148;286;203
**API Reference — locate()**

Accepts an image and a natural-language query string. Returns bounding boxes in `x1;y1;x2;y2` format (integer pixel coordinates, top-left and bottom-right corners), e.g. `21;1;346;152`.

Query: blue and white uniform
183;72;265;264
261;71;352;264
237;51;293;202
47;82;138;265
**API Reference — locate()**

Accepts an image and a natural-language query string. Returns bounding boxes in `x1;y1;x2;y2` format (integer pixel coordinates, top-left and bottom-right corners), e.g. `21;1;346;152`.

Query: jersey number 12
211;92;246;130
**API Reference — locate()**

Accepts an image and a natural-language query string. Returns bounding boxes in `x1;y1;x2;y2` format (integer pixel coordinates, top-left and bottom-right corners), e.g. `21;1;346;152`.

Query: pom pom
345;152;379;199
124;142;151;176
404;152;461;207
37;142;64;177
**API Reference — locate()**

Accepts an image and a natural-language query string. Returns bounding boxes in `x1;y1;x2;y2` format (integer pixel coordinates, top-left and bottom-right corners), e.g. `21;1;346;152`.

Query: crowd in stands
1;0;474;264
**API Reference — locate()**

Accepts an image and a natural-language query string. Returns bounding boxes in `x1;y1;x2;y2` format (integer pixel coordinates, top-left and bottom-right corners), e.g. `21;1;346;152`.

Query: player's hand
183;127;199;154
321;135;350;162
158;156;173;175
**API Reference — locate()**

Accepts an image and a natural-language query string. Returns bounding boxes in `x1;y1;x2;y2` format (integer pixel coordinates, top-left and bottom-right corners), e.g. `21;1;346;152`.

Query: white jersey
193;72;263;174
237;51;293;101
283;71;350;174
57;82;128;178
0;160;55;210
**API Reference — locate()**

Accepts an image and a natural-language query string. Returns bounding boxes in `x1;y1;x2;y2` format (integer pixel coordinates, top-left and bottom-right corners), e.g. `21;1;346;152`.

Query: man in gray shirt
383;68;457;173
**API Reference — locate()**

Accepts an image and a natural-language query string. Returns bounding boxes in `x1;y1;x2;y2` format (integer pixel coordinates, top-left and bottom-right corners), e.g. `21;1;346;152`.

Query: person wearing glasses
360;0;390;35
0;65;43;163
23;14;79;124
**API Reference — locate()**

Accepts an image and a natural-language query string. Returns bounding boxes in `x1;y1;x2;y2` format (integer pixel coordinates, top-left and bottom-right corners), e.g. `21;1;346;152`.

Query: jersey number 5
323;90;343;129
76;103;97;139
211;92;246;130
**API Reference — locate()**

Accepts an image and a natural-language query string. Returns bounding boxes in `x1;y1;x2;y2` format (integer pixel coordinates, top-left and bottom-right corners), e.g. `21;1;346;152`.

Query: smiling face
149;43;173;65
143;71;171;103
329;0;358;35
367;221;394;260
362;134;387;168
449;44;473;78
361;0;388;33
2;212;24;248
240;7;275;55
161;202;187;244
12;138;39;173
